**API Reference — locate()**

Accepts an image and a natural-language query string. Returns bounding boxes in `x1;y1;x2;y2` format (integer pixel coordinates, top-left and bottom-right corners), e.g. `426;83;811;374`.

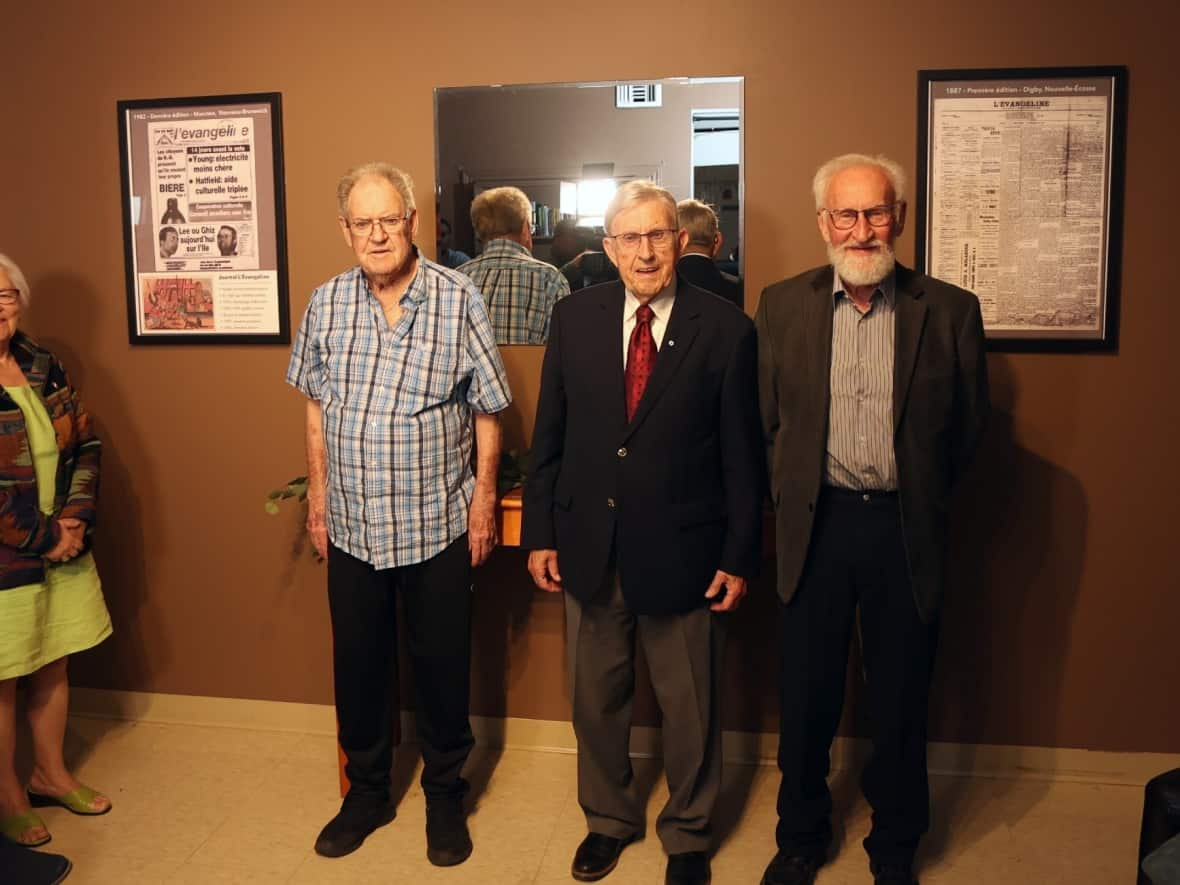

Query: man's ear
338;216;353;248
711;231;724;258
894;201;907;239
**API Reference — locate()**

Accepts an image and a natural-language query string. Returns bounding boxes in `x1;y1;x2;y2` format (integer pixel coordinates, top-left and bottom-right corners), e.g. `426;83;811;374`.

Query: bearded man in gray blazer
755;154;989;885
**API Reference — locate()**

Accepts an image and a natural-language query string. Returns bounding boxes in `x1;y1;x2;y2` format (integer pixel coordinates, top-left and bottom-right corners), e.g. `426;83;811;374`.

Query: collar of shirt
478;238;531;260
831;267;896;308
623;280;676;365
624;280;676;325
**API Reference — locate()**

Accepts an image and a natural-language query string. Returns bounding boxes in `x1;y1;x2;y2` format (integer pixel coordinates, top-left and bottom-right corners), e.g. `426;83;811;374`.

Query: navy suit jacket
522;278;764;615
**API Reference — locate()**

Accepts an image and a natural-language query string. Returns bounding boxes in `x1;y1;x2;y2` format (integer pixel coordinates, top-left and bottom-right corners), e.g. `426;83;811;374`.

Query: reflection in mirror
435;78;744;345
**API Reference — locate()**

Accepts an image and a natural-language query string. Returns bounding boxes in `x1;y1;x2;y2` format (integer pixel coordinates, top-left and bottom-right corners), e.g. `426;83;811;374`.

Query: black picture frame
117;92;290;345
915;66;1127;352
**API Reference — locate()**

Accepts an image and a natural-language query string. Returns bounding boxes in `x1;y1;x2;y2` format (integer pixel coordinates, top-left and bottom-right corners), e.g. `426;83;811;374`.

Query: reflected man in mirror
436;216;471;269
286;162;511;867
456;187;570;344
675;199;742;308
522;180;764;885
755;154;989;885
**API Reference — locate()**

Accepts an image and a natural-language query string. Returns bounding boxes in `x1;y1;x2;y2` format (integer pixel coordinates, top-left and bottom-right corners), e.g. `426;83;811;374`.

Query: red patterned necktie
625;304;656;421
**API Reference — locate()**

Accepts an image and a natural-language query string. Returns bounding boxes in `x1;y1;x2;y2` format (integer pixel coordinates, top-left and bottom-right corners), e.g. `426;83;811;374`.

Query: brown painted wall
1;0;1177;753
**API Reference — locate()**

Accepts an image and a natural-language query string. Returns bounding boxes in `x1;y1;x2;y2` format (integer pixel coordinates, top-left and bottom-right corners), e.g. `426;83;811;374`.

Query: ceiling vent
616;83;662;108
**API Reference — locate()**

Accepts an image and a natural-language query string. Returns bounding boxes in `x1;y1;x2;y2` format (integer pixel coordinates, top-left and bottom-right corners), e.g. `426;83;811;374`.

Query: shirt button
606;497;616;509
617;447;628;458
863;493;871;502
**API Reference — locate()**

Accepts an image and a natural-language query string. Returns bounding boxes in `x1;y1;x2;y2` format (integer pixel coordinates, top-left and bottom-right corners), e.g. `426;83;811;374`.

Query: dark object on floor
1141;768;1180;884
0;839;72;884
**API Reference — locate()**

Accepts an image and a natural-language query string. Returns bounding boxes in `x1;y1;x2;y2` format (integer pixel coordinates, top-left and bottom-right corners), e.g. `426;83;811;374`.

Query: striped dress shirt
286;257;512;569
457;239;570;344
824;271;897;491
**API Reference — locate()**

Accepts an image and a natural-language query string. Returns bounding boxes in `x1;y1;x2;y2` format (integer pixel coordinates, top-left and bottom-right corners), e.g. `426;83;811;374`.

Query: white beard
828;240;895;287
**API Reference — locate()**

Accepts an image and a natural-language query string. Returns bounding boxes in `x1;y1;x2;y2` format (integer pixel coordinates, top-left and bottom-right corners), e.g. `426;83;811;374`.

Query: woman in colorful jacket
0;253;112;847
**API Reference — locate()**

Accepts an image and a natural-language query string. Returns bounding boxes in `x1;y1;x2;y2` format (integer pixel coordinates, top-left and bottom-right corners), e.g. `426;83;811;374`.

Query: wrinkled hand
45;518;85;562
467;489;498;567
704;569;747;612
306;506;329;562
528;549;563;593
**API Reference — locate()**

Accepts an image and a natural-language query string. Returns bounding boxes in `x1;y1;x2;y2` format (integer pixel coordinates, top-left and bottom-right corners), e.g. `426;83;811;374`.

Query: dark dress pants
775;487;939;867
327;535;474;805
565;570;725;855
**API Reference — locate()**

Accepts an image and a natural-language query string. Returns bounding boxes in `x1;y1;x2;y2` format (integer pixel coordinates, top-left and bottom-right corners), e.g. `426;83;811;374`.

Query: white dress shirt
622;282;676;368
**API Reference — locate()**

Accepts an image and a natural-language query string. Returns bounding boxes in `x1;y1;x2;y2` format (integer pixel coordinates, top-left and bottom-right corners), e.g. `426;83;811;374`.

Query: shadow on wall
31;272;165;701
923;352;1088;859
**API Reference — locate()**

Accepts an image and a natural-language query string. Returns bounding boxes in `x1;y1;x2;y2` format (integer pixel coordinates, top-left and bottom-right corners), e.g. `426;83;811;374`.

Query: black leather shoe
871;861;919;884
666;850;711;884
760;851;822;885
572;832;629;881
313;799;396;857
0;839;72;884
425;795;472;866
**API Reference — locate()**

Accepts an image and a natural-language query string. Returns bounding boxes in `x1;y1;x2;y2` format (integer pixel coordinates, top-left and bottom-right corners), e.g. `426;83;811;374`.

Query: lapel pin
667;339;675;347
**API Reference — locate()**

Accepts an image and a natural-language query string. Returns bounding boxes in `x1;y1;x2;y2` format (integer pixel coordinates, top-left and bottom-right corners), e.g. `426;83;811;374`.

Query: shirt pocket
397;344;462;415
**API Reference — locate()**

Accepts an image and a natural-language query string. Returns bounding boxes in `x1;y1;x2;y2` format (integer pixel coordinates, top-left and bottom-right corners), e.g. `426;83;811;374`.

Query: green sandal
0;810;51;846
28;784;112;816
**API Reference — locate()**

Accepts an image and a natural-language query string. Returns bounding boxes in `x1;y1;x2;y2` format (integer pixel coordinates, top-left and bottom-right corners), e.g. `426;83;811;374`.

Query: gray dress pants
564;571;725;854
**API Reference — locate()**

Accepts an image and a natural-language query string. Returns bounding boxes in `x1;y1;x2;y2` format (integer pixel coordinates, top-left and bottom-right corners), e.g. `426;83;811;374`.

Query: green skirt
0;553;112;680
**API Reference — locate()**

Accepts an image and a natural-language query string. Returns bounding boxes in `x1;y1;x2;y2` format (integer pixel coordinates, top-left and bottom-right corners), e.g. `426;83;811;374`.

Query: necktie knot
636;304;654;325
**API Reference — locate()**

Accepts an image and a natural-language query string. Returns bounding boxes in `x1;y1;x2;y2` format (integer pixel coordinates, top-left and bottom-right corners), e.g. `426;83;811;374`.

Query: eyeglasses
348;214;413;237
0;289;20;305
608;229;678;252
820;203;900;230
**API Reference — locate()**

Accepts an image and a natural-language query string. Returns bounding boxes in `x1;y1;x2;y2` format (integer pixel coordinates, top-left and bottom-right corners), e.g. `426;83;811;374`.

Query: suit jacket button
607;497;616;509
617;447;627;458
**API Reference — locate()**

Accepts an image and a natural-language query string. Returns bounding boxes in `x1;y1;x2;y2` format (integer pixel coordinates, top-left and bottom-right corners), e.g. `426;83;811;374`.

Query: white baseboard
70;688;1178;787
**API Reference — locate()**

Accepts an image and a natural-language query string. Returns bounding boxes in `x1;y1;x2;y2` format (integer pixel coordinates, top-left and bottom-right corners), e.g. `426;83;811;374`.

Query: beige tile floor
12;716;1143;884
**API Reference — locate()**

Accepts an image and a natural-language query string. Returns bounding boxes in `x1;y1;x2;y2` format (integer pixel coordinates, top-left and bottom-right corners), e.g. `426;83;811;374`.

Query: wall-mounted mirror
435;77;744;345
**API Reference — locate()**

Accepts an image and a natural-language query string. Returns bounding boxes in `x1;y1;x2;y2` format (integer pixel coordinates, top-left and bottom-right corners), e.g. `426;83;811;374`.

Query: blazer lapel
807;268;835;418
597;283;628;432
622;282;700;441
892;265;928;432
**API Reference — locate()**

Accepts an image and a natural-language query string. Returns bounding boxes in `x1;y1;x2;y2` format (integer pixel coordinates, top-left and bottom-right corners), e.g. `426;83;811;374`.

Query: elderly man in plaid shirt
457;186;570;344
286;162;511;867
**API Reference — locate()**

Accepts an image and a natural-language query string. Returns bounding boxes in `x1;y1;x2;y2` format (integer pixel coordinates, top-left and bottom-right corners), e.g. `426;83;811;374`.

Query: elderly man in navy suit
523;180;764;885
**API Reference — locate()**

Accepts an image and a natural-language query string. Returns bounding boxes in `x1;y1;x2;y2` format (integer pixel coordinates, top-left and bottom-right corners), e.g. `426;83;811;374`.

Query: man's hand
528;549;563;593
45;519;85;562
704;569;747;612
467;488;498;567
306;506;329;562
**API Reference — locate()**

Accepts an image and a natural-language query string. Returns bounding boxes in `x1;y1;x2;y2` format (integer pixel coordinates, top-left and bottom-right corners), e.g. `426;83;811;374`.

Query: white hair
337;162;416;217
0;253;31;310
812;153;907;209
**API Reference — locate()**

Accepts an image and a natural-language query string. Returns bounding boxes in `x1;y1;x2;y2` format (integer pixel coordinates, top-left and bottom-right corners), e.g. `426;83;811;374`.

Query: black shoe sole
314;805;396;858
572;855;620;882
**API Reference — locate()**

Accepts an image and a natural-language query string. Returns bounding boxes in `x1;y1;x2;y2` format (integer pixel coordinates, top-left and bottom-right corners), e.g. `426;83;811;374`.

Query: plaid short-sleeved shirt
456;239;570;344
286;256;511;569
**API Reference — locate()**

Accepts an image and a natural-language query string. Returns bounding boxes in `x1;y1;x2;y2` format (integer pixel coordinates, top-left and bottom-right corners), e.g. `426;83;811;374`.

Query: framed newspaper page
916;66;1127;351
117;92;290;345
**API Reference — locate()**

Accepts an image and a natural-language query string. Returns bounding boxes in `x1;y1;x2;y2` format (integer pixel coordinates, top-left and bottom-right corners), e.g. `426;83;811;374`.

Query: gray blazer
754;263;989;622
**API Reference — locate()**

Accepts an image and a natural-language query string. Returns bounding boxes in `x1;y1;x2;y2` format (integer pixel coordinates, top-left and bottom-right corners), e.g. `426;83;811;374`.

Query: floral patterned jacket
0;332;100;590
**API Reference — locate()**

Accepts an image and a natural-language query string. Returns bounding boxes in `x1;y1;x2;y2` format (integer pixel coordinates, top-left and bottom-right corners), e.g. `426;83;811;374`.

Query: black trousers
327;535;474;805
775;487;939;867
